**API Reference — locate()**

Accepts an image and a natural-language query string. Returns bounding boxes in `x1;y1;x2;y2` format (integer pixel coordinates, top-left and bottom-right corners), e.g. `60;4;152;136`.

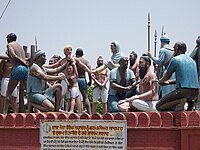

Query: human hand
58;73;66;79
23;60;29;66
158;80;169;85
118;99;126;105
126;85;133;91
91;73;95;79
147;51;152;57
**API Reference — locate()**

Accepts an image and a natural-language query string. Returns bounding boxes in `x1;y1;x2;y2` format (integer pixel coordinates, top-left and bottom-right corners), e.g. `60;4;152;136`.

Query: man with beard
108;56;138;112
91;56;109;114
156;42;199;111
129;51;139;81
118;54;158;112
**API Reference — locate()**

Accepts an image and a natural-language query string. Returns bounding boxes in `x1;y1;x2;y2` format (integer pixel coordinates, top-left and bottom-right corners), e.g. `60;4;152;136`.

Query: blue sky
0;0;199;67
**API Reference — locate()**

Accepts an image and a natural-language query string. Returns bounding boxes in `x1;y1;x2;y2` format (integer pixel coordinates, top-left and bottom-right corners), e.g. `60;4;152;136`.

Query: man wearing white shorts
0;59;19;114
92;56;109;114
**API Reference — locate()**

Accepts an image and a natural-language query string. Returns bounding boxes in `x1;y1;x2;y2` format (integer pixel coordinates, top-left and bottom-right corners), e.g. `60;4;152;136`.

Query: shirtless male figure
92;56;109;114
44;45;92;114
75;48;92;115
118;54;158;112
5;33;28;111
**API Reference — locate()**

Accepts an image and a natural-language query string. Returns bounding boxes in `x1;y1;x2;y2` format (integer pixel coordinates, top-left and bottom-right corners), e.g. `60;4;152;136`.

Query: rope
0;0;12;21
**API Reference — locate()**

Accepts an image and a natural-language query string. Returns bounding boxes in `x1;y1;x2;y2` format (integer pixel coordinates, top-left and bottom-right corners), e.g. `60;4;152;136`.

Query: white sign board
40;120;127;150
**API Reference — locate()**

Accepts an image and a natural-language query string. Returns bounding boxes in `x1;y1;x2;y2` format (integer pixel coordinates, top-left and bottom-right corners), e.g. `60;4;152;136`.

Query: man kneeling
27;50;67;112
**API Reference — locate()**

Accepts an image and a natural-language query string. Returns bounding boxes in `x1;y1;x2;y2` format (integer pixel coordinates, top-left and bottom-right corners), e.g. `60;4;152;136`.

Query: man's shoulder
78;57;87;62
110;67;118;72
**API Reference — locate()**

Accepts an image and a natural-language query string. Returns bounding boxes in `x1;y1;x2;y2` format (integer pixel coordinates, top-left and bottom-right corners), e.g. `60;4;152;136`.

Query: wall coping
0;111;199;128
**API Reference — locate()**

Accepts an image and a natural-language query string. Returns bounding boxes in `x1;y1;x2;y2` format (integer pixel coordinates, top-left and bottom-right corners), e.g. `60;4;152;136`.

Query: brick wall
0;111;200;150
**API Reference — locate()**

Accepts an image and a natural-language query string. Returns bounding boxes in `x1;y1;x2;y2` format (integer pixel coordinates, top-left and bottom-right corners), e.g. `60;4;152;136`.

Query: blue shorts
10;65;29;80
28;86;54;105
77;78;87;90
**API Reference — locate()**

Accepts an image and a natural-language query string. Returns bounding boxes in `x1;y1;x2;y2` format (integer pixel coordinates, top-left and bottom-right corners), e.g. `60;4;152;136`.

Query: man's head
33;50;46;63
119;56;129;70
97;56;104;67
67;64;74;75
129;51;137;66
6;33;17;43
173;42;187;56
52;55;61;63
139;54;151;79
63;45;72;57
75;48;84;57
160;34;170;47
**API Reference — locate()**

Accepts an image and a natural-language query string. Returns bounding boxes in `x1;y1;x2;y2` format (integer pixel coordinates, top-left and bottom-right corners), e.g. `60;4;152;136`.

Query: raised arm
30;65;65;81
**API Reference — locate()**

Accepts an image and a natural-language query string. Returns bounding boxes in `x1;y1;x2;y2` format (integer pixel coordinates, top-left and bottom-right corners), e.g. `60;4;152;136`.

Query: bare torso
7;41;26;67
59;58;71;75
76;57;90;77
94;69;108;85
67;74;78;88
139;70;158;100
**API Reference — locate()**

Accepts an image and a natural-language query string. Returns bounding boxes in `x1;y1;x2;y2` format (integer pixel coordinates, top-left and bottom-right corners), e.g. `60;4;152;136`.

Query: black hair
176;42;187;53
130;51;137;59
140;54;151;66
7;33;17;41
75;48;84;57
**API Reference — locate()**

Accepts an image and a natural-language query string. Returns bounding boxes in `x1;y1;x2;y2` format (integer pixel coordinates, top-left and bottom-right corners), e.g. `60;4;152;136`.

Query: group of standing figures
0;33;199;114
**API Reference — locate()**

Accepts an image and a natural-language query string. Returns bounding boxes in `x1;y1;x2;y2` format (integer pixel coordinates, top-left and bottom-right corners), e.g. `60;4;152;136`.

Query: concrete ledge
0;111;199;128
0;111;199;150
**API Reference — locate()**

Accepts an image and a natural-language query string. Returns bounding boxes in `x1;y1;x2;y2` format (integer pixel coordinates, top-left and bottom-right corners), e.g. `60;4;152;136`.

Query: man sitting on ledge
118;54;158;112
27;50;68;112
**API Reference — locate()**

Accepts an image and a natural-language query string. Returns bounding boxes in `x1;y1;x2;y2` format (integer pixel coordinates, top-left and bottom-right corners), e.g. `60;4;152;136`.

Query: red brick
137;112;150;127
91;113;103;120
35;113;47;127
25;113;36;127
46;112;58;119
188;111;200;126
57;113;68;119
174;112;188;127
68;113;79;119
80;112;91;119
126;112;138;127
102;112;114;120
161;112;174;127
4;114;16;127
150;112;162;127
15;113;26;127
114;112;126;120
